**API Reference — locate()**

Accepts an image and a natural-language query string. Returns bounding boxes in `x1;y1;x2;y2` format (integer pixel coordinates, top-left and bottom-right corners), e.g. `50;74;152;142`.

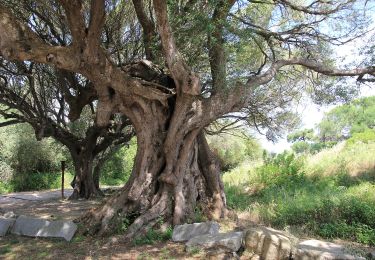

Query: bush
11;171;61;191
346;129;375;146
256;152;305;187
0;181;12;194
100;138;137;185
208;133;261;171
0;123;66;192
318;222;375;245
223;143;375;245
0;159;13;183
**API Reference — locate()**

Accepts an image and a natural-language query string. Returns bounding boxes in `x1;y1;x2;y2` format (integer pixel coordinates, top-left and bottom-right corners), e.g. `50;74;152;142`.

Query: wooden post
61;161;66;199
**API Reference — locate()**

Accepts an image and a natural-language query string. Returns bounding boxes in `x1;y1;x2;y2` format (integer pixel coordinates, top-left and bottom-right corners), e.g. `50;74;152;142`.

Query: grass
133;227;173;246
223;141;375;245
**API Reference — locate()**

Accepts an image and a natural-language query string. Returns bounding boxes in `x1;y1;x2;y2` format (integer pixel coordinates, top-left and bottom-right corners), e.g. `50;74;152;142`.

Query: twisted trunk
69;149;103;200
80;97;227;237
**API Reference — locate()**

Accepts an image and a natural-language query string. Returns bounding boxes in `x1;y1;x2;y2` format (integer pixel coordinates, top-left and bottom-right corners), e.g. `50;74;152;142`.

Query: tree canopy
0;0;374;238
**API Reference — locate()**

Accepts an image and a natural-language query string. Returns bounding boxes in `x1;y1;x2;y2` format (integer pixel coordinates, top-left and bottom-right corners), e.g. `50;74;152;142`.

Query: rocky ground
1;189;374;260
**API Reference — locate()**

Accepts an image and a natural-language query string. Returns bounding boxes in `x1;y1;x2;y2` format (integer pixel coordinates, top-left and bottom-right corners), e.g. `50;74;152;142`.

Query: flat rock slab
186;231;244;252
0;217;16;236
295;240;365;260
244;226;294;260
172;221;220;242
11;215;77;241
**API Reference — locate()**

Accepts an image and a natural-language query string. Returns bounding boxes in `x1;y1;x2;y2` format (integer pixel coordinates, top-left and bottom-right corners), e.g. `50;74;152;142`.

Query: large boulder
11;215;77;241
295;240;366;260
186;231;244;252
244;226;295;260
0;217;16;236
172;221;220;242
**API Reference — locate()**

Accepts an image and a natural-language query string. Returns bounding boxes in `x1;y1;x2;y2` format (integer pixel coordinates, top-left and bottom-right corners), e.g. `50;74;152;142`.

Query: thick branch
0;119;22;127
200;58;375;126
208;0;236;92
152;0;200;96
132;0;157;60
58;0;86;47
248;59;375;87
87;0;106;53
0;6;79;69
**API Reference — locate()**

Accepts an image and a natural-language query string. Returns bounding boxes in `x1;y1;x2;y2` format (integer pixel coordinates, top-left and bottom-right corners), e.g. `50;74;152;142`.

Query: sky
259;85;375;153
259;28;375;153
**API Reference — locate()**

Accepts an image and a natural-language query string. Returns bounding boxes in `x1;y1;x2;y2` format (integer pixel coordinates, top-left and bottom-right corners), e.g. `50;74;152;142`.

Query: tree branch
0;119;22;127
132;0;157;60
58;0;86;47
152;0;200;96
87;0;106;52
208;0;236;93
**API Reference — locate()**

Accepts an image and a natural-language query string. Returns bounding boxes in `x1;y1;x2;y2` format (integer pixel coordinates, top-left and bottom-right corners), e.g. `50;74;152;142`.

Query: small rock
11;215;77;241
244;226;294;260
206;246;239;260
172;221;220;242
3;211;16;219
186;231;243;252
0;217;16;236
295;239;366;260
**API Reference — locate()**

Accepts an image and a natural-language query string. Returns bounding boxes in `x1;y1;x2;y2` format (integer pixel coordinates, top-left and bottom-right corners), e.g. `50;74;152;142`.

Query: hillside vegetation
223;134;375;245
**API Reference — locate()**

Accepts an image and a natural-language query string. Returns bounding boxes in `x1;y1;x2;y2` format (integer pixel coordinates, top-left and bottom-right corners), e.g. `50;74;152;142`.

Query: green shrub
208;133;261;171
133;227;173;245
223;143;375;245
346;129;375;146
0;181;12;194
11;171;61;191
0;123;66;192
256;152;305;188
318;222;375;245
100;138;137;185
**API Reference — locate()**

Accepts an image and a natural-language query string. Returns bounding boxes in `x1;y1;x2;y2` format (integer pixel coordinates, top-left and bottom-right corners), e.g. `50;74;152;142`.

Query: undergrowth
223;141;375;245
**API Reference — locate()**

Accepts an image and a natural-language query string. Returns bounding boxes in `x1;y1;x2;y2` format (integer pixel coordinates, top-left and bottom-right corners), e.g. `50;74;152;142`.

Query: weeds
223;142;375;245
133;226;173;246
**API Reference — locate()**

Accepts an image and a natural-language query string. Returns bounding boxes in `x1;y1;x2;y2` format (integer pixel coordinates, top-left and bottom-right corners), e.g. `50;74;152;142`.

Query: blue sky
260;31;375;153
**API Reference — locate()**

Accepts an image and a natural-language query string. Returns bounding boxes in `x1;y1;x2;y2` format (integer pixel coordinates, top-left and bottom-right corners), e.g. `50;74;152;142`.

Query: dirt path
1;189;373;260
0;189;100;221
0;189;73;202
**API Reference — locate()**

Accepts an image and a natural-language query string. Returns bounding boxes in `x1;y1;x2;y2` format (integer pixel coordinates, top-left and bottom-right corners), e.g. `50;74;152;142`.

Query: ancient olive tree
0;61;134;199
0;0;374;237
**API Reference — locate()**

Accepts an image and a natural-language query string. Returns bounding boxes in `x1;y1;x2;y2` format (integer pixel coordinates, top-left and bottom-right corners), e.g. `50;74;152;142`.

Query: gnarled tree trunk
69;148;103;200
80;97;227;237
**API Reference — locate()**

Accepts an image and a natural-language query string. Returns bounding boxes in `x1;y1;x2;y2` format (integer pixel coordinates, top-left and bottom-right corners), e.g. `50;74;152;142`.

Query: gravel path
0;189;73;204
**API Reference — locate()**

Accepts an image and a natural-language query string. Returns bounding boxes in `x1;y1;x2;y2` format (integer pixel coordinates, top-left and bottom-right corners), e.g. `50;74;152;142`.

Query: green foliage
318;222;375;245
257;152;305;187
346;129;375;146
208;132;261;171
133;227;173;246
318;96;375;142
0;181;11;194
0;123;67;192
11;172;62;192
223;142;375;245
100;138;137;186
287;128;315;143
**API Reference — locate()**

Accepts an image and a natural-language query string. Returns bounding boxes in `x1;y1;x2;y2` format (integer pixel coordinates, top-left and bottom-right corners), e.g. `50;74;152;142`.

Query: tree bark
80;97;227;237
69;148;103;200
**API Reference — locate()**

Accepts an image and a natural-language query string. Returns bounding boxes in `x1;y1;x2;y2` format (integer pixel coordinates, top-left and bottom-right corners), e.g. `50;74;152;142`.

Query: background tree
0;0;374;238
0;61;134;199
317;96;375;142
